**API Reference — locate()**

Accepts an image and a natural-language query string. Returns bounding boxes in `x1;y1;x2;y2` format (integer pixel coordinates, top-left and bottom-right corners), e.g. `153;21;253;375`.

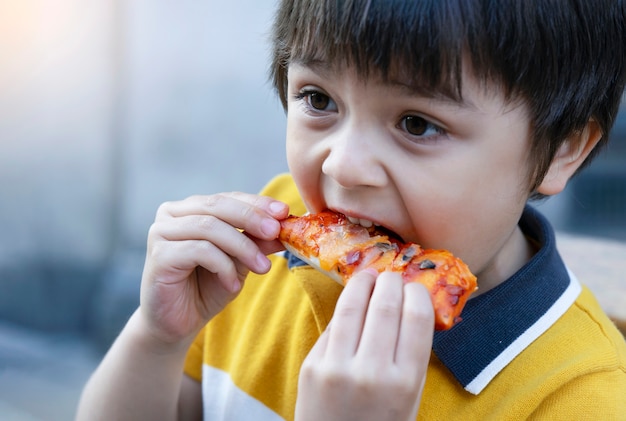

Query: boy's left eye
399;115;442;137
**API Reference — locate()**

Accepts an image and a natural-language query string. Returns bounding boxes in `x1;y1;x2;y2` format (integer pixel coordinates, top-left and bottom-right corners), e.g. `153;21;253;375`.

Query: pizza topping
375;242;397;253
419;259;437;270
278;210;478;330
401;245;419;261
345;250;361;265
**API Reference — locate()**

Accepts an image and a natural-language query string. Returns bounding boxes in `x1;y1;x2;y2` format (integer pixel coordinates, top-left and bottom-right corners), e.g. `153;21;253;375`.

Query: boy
77;0;626;419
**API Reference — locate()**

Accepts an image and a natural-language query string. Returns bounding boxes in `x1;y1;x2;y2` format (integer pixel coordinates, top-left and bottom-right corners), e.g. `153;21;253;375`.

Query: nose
321;123;387;189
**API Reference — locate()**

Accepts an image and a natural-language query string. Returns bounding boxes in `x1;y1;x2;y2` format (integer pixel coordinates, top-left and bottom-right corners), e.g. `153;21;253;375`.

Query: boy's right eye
309;92;331;110
296;89;338;112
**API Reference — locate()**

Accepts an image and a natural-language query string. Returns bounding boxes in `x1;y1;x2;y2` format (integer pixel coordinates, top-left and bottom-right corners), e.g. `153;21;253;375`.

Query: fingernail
269;201;286;215
256;252;270;272
363;268;379;277
261;218;279;237
231;279;242;293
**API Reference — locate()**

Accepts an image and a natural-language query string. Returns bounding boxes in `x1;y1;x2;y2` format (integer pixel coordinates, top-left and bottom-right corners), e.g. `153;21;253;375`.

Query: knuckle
354;371;379;392
372;301;401;319
155;200;174;217
357;369;414;398
298;358;318;381
404;301;434;325
214;260;238;283
202;194;224;214
147;221;159;237
404;284;435;320
392;371;419;394
239;203;258;222
319;365;351;391
234;232;256;253
194;238;216;254
334;303;362;319
197;214;220;231
147;221;164;242
236;206;262;232
300;361;348;389
145;238;175;267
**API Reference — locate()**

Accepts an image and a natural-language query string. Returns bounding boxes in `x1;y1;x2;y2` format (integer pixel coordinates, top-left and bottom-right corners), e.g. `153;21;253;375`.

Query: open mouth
346;215;376;228
340;211;404;242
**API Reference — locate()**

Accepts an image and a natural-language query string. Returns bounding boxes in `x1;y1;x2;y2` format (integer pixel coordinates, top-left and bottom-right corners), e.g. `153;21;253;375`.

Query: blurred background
0;1;624;419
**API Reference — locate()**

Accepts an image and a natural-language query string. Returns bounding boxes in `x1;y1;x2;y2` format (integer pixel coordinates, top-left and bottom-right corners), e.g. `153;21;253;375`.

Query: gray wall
1;0;624;348
0;0;287;346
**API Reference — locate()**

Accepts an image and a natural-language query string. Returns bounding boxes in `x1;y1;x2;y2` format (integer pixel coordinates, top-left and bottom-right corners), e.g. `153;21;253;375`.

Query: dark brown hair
270;0;626;195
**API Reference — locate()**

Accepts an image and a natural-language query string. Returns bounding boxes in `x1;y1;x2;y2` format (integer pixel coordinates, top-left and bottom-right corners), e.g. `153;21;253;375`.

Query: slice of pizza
278;210;477;330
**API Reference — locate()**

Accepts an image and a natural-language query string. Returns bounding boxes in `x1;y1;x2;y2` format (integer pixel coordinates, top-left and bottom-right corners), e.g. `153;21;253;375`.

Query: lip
331;207;378;225
330;207;404;240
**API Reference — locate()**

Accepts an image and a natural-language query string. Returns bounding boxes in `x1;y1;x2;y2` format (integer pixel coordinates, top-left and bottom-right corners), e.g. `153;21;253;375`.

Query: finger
325;269;377;360
303;321;332;363
157;192;286;217
252;237;286;257
395;282;434;368
149;215;272;274
157;193;288;227
357;271;404;361
147;238;244;293
163;197;282;241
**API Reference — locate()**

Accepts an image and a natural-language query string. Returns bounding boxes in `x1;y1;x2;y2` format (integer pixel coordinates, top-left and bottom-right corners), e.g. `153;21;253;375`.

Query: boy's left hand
295;270;434;421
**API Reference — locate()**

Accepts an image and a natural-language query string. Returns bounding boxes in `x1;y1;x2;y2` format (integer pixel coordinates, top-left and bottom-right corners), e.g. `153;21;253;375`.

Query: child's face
285;63;535;289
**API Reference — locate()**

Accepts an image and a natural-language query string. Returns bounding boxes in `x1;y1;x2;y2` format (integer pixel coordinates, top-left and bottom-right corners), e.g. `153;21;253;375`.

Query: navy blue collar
285;205;581;394
432;205;580;393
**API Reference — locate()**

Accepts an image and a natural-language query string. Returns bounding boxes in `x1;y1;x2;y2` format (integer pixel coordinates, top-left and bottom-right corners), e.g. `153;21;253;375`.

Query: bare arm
75;193;288;420
76;310;199;420
178;374;203;420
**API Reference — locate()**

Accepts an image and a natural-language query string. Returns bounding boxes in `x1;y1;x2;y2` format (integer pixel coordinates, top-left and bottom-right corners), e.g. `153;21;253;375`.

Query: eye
399;115;442;137
309;92;331;110
296;89;338;112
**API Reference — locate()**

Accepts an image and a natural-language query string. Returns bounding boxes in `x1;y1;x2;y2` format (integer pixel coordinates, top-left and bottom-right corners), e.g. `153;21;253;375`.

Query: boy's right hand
138;192;289;348
295;270;434;421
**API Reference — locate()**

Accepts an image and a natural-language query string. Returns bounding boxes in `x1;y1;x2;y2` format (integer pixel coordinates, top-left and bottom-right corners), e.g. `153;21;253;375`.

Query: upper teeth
347;216;374;228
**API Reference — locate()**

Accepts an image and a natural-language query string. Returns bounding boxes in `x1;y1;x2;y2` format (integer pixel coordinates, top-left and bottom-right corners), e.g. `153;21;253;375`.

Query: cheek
400;155;529;269
285;116;301;166
285;123;324;211
285;135;298;173
285;123;309;178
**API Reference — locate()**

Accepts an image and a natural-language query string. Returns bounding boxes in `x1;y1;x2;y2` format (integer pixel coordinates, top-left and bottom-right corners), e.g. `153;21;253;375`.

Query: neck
472;226;537;297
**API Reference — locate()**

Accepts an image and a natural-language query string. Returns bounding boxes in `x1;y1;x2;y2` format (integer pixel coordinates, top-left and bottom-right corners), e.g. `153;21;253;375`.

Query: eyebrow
290;59;477;110
385;78;478;110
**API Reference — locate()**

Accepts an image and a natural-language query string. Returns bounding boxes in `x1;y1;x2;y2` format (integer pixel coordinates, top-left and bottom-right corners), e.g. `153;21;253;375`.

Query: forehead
281;2;467;97
274;0;531;111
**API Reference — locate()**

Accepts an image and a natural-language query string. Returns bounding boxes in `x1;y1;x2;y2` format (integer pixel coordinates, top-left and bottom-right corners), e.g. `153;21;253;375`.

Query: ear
536;120;603;196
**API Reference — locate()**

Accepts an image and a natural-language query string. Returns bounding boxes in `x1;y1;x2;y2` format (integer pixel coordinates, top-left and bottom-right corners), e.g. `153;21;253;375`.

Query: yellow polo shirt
185;173;626;420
